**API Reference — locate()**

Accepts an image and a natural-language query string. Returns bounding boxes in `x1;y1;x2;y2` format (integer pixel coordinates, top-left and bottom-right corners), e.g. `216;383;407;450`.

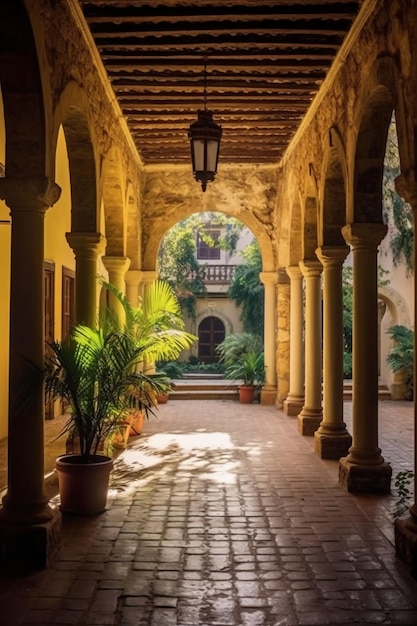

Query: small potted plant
216;333;265;403
44;324;169;515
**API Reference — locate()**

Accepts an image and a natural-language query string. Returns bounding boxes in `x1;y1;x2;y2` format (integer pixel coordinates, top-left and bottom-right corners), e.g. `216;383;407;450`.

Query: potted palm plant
44;324;169;515
216;333;265;403
100;278;196;415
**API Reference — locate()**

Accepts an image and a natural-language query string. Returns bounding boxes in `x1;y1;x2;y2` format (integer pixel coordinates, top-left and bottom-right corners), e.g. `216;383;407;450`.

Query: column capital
66;232;106;258
0;176;61;212
125;269;143;286
259;271;278;286
286;265;303;281
299;259;322;278
315;245;350;267
102;255;130;274
342;223;387;249
141;270;159;284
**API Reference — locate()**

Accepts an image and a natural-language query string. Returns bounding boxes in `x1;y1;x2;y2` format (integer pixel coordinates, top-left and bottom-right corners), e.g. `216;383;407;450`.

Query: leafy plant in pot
44;324;169;515
100;278;197;415
216;333;265;403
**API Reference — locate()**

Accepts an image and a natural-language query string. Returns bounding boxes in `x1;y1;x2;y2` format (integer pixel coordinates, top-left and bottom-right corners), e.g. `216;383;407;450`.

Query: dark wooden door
198;316;225;363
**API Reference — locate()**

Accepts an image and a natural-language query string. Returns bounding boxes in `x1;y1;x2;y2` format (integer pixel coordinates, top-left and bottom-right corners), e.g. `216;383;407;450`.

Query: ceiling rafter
80;0;361;165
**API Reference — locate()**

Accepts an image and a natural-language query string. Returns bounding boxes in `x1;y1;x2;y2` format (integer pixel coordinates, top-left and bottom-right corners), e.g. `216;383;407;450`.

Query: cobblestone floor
0;399;416;625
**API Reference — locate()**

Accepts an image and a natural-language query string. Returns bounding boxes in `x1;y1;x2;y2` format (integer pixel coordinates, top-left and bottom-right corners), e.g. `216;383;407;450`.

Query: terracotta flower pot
239;384;256;404
55;454;113;515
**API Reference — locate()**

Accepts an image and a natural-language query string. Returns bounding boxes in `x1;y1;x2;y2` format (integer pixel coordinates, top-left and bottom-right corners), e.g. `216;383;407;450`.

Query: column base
283;396;304;416
314;431;352;460
338;457;392;494
297;411;322;436
260;385;277;405
0;507;61;573
395;517;417;578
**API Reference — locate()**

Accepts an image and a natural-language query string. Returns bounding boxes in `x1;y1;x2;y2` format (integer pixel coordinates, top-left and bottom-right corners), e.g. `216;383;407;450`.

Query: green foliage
393;470;415;519
44;325;169;461
101;278;197;363
383;116;414;274
216;333;264;385
155;360;186;380
184;360;225;374
227;241;264;337
157;213;244;318
386;325;414;399
157;219;206;318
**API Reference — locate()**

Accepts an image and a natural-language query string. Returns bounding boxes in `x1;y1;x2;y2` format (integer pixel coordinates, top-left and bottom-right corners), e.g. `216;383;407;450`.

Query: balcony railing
189;264;237;284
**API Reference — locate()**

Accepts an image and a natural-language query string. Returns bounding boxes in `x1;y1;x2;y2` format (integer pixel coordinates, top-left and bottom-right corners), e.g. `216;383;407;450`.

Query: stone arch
143;209;274;276
0;0;46;178
141;166;276;273
302;167;319;260
281;171;302;267
195;308;234;336
353;57;398;223
378;285;411;393
101;147;127;256
53;81;99;232
319;126;348;247
125;180;141;269
378;285;411;330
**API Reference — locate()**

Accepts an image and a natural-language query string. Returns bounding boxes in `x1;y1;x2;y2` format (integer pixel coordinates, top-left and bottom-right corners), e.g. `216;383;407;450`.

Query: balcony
189;264;237;284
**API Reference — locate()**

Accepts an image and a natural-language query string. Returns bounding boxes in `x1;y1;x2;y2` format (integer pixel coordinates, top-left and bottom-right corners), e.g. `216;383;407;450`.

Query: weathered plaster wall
141;164;278;272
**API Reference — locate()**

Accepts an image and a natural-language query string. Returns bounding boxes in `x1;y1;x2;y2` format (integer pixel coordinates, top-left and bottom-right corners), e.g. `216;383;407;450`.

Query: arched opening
155;210;266;377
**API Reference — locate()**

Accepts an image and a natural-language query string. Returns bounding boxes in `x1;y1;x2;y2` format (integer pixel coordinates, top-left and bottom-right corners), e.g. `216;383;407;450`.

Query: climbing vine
383;116;414;274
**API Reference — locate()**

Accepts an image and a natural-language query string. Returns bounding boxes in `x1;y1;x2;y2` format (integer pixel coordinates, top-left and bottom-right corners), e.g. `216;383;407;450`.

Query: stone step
167;379;392;401
342;380;391;401
169;378;240;401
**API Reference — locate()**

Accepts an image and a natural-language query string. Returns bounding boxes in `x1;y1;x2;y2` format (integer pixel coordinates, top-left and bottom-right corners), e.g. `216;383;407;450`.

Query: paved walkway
0;399;416;625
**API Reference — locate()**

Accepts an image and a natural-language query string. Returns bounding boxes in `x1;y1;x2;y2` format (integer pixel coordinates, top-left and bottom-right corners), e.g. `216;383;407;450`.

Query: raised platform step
170;378;240;401
168;378;392;401
342;380;391;401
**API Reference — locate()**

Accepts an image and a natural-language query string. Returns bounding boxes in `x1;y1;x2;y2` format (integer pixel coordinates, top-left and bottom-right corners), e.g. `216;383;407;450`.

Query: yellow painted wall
44;126;75;343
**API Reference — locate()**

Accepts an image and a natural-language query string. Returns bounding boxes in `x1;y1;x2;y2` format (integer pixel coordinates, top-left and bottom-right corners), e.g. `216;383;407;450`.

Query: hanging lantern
188;58;222;192
188;109;222;192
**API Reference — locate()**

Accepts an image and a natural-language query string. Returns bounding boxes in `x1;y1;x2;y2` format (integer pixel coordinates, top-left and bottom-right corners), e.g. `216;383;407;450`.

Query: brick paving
0;399;416;625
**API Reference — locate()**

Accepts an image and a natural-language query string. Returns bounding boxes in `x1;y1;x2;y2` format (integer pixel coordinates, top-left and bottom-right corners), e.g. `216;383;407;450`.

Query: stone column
125;269;143;307
297;260;323;436
0;176;62;568
314;246;352;459
276;268;291;406
339;223;391;493
66;232;106;328
259;271;278;405
283;265;305;416
393;173;417;573
140;270;159;374
102;255;131;323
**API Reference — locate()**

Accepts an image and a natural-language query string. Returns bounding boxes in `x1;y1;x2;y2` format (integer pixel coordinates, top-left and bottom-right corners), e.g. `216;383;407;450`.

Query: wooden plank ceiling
80;0;362;166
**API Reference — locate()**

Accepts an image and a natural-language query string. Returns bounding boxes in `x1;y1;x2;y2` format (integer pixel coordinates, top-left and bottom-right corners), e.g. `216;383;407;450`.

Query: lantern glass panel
207;140;218;171
193;139;205;171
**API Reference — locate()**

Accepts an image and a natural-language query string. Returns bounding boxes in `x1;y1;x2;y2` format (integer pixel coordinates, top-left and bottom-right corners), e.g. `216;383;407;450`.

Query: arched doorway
198;316;225;363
